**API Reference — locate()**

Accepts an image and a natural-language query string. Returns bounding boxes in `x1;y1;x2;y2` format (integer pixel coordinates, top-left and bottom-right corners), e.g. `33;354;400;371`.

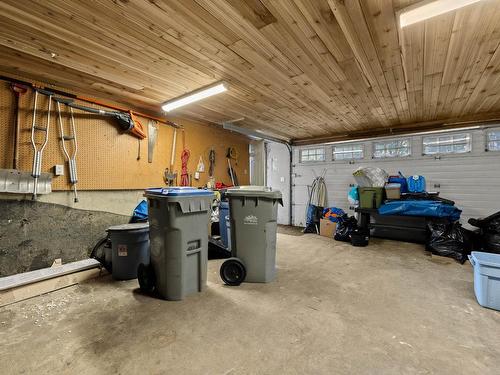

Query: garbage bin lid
226;186;282;199
106;223;149;232
145;187;214;197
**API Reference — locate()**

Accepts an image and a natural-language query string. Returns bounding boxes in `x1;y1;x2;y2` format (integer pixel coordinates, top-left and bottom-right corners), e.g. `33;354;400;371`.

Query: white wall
266;142;291;225
292;127;500;227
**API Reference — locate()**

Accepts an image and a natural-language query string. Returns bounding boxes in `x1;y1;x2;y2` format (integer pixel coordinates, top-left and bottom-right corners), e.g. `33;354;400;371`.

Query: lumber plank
0;268;103;307
0;259;101;291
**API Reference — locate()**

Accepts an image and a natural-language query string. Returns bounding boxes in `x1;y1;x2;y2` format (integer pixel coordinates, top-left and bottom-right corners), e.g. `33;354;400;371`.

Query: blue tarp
378;200;461;221
131;200;148;222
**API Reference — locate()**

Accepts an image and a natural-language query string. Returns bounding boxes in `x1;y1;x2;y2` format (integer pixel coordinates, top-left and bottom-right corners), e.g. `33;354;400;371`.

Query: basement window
333;144;364;160
487;129;500;151
373;139;411;158
299;147;325;162
423;133;471;155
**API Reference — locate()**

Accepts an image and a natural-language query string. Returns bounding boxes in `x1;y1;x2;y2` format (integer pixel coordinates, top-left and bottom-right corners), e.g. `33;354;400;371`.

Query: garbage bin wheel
220;257;246;286
137;263;155;293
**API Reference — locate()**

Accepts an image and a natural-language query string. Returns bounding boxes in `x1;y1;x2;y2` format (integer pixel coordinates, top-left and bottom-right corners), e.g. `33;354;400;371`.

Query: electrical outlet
280;177;285;182
54;165;64;176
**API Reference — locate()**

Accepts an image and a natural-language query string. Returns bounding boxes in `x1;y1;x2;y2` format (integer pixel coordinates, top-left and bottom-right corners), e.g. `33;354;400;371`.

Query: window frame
372;138;411;159
422;132;471;156
299;147;326;163
332;143;364;161
486;129;500;152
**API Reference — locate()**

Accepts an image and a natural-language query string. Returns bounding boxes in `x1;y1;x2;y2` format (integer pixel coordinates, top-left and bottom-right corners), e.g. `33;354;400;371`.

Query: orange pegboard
0;81;250;190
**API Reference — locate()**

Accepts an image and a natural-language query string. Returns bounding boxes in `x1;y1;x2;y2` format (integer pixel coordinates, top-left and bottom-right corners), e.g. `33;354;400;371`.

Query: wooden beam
292;113;500;145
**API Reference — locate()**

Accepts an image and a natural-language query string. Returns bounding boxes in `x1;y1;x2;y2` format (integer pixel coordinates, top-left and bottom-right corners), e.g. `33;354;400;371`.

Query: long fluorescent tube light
162;81;228;112
399;0;484;28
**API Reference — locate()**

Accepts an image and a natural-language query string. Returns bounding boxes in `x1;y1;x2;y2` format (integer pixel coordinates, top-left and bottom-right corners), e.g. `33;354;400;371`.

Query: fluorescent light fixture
399;0;484;28
162;81;228;112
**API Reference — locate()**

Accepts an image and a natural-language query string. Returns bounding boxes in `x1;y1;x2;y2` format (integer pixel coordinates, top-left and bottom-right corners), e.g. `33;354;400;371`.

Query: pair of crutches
31;89;79;202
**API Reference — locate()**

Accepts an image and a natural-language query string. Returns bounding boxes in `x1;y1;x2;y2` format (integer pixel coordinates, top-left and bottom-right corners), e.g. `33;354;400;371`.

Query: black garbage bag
468;212;500;253
483;232;500;253
334;215;358;242
426;222;475;263
485;217;500;233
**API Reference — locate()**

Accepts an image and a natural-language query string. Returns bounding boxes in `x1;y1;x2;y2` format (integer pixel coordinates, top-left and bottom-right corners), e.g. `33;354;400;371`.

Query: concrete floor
1;231;500;374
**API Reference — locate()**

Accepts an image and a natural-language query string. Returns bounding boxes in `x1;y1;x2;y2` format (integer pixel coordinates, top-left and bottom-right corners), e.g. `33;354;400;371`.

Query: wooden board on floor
0;258;101;291
0;267;103;307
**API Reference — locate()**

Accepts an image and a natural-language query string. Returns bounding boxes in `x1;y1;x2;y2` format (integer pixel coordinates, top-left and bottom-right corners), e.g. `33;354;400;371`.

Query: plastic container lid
226;186;282;199
107;223;149;232
145;187;214;197
470;251;500;268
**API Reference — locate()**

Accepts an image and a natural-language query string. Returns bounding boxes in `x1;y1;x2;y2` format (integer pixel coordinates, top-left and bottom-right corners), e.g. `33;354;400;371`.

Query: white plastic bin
468;251;500;311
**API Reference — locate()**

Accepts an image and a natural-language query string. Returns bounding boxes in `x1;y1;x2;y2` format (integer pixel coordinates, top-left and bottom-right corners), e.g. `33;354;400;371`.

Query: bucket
107;223;150;280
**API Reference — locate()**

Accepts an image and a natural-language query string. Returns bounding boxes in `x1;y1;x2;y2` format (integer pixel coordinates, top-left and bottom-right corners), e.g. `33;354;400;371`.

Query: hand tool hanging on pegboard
54;97;79;202
31;88;54;200
207;147;216;188
58;99;143;138
226;147;239;186
163;127;178;186
180;130;190;186
147;120;158;163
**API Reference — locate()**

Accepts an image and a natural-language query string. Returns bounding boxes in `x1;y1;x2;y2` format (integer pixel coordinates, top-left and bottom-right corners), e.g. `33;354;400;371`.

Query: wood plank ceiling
1;0;500;143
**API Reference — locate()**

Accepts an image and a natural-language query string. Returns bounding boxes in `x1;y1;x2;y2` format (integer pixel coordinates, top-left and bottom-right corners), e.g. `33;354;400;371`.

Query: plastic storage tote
107;223;150;280
144;188;214;300
388;175;408;193
385;183;401;200
219;201;230;248
469;251;500;311
358;187;384;209
226;186;282;283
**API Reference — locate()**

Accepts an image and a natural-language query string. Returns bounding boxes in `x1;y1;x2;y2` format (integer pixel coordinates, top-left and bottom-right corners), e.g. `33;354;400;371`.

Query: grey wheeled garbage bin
145;188;214;300
107;223;150;280
226;186;282;283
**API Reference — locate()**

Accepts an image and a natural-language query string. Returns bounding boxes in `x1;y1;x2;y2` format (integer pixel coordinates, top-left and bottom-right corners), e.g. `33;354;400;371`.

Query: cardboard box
320;219;336;238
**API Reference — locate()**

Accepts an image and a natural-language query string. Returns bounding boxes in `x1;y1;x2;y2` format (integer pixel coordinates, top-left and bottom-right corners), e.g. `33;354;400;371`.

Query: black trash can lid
106;223;149;232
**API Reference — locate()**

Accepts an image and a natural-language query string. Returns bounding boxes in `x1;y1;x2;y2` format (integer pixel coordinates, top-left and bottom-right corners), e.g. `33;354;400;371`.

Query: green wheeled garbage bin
144;187;214;300
226;186;282;283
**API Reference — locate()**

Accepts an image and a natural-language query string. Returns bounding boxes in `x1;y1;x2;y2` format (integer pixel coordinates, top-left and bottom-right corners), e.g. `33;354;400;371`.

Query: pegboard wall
0;81;250;190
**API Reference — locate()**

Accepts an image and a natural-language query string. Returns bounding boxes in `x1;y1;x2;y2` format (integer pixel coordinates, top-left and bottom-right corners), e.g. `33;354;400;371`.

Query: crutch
31;88;53;200
54;98;79;202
